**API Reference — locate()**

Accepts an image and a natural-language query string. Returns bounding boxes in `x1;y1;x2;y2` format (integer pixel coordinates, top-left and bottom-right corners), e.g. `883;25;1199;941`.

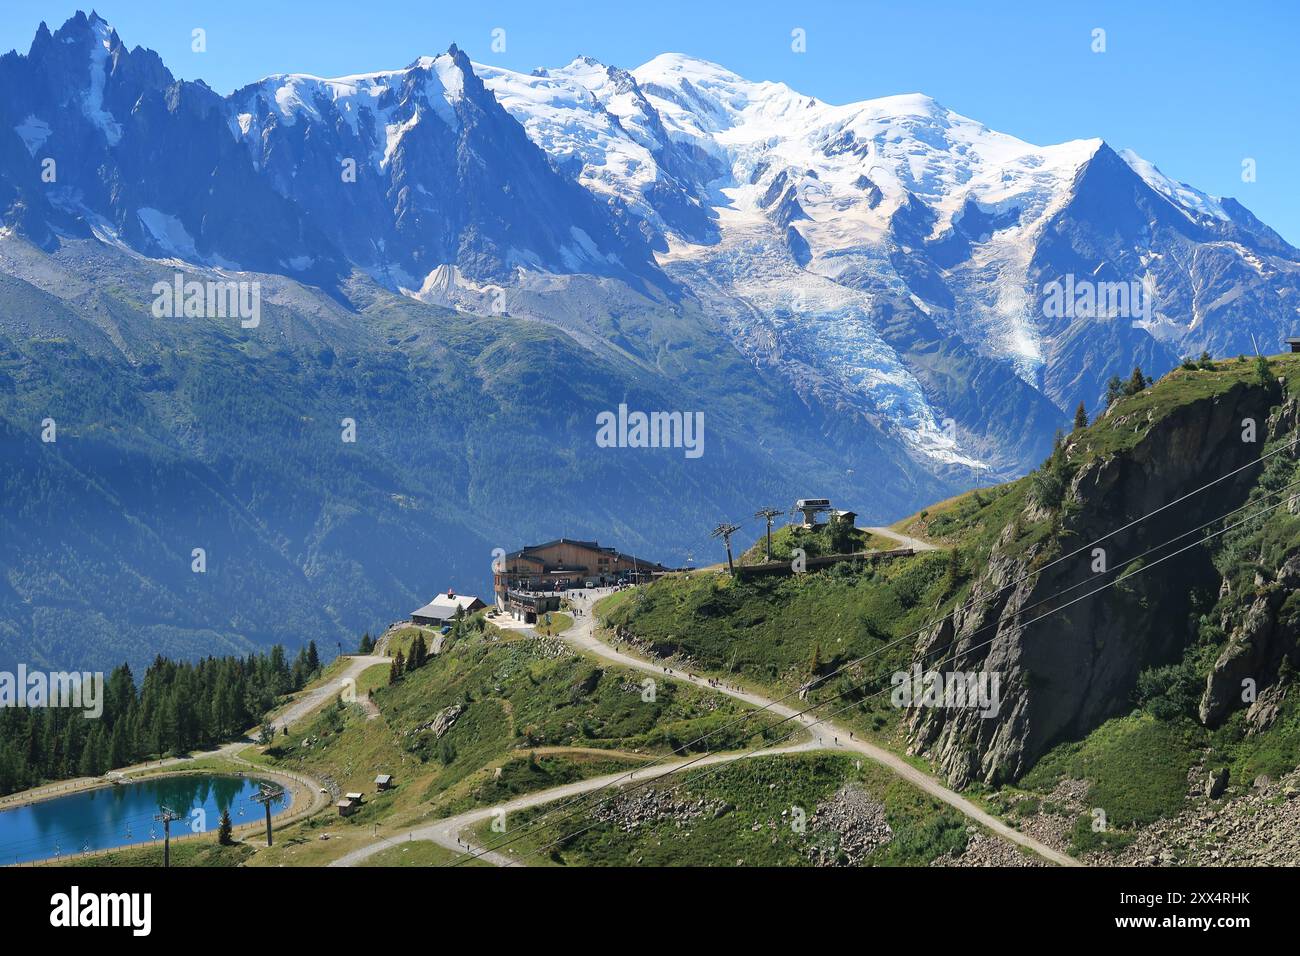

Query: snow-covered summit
229;51;469;173
465;50;1299;473
8;16;1297;485
1117;148;1230;223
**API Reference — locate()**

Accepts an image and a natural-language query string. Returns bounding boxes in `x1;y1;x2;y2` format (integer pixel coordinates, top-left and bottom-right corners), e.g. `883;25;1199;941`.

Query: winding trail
333;592;1078;868
329;739;822;867
269;655;388;734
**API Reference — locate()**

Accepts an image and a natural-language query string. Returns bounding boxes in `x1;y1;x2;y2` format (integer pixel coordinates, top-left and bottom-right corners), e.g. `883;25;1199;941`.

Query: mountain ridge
3;10;1300;672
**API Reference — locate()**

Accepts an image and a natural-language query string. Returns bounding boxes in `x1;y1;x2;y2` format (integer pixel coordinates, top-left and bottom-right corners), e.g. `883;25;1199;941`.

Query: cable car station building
493;538;669;617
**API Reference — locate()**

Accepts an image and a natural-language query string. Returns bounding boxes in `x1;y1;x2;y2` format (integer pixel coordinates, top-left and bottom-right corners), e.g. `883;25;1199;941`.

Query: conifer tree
409;633;428;671
1105;375;1125;408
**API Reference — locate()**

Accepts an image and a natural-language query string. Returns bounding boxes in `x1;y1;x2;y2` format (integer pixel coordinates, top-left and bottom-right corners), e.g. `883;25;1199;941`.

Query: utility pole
252;784;285;847
710;523;741;575
754;508;781;561
154;807;181;868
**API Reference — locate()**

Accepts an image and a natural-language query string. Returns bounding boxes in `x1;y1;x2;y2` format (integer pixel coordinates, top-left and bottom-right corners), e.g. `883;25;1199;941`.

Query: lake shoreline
0;741;252;813
1;765;317;866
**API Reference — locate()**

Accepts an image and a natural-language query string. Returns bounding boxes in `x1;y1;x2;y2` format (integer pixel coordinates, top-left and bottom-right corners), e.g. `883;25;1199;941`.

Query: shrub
1134;661;1200;720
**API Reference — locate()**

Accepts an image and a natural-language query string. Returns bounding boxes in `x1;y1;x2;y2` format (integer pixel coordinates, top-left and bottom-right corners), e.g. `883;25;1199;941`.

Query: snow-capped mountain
476;52;1300;470
225;46;660;291
4;12;1300;483
5;11;1300;670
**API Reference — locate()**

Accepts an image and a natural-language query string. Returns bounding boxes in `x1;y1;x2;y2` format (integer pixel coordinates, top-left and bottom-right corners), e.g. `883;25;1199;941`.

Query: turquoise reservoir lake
0;774;289;864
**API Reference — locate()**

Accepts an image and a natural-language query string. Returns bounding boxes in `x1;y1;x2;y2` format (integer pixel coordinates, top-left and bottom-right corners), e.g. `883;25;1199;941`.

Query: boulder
1206;767;1230;800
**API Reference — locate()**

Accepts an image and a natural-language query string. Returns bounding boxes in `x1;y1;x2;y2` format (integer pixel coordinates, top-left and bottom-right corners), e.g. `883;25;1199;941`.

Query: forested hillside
0;643;320;794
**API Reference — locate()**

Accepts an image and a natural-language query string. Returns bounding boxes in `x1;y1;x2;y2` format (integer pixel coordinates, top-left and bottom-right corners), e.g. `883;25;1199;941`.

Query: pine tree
390;650;405;684
1073;401;1088;431
1125;365;1148;396
106;664;136;724
268;645;291;696
78;725;104;776
217;808;234;846
409;633;428;671
290;649;309;690
1105;375;1125;408
0;644;389;799
108;721;129;771
944;546;963;592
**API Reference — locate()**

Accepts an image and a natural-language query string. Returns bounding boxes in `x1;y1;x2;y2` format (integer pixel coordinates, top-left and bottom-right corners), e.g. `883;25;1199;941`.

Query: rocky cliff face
1198;552;1300;726
1199;394;1300;727
908;374;1287;787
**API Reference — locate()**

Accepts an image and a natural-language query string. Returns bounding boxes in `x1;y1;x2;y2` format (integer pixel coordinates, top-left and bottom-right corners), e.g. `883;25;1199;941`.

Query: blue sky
5;1;1298;242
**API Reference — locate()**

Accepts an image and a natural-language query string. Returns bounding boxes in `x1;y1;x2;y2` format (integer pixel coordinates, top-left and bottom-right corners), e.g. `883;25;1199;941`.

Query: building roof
345;792;364;801
504;538;670;573
504;550;546;564
510;538;603;558
411;592;484;618
611;553;670;570
375;774;392;784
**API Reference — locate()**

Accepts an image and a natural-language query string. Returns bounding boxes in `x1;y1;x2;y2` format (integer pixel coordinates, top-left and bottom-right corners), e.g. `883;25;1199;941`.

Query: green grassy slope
600;354;1300;856
470;752;972;867
249;619;788;846
598;548;961;741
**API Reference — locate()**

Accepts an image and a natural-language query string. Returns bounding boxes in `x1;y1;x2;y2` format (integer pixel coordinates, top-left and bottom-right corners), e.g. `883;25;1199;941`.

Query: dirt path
864;526;942;551
268;655;388;734
333;601;1077;868
329;738;822;867
549;592;1077;867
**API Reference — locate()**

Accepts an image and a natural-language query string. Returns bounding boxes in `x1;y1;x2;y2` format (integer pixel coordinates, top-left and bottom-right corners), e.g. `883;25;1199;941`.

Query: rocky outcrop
1109;767;1300;866
909;377;1283;787
1245;682;1290;733
593;787;728;830
1198;393;1300;726
408;704;463;739
806;785;892;866
1199;554;1300;724
1205;767;1230;800
931;828;1048;867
